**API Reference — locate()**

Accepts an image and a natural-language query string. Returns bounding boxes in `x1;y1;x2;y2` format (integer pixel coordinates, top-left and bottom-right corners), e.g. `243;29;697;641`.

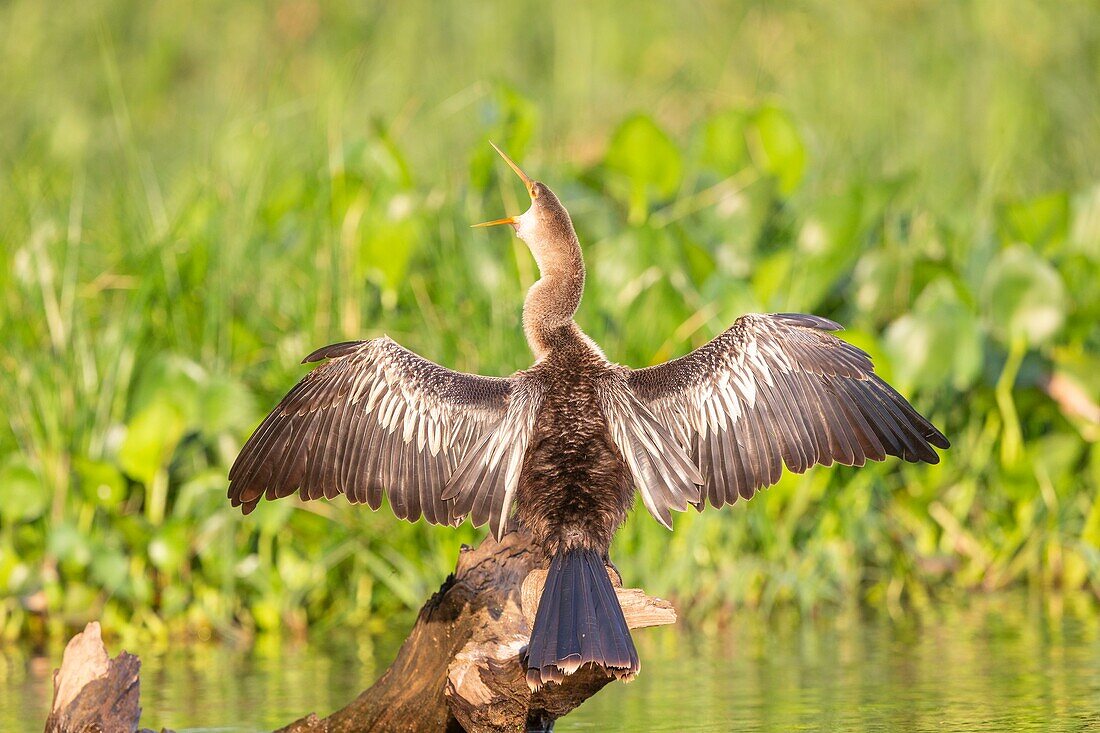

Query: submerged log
45;528;675;732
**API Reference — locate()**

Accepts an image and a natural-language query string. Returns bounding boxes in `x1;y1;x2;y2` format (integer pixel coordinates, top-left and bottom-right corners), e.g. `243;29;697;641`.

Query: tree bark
45;528;675;733
44;621;153;733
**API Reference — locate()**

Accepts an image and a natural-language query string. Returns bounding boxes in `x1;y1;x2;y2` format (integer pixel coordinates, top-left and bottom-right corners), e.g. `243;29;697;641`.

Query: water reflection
3;593;1098;731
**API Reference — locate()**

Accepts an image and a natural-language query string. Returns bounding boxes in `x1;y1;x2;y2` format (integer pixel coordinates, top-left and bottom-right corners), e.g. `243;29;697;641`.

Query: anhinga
228;143;949;688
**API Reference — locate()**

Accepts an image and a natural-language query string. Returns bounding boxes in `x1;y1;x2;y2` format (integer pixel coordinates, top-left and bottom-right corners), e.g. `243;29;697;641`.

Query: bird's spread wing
626;313;950;514
599;379;704;530
228;337;542;530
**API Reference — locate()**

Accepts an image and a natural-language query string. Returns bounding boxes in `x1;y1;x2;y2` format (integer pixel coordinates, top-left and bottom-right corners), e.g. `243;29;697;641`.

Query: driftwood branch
44;621;153;733
45;528;675;732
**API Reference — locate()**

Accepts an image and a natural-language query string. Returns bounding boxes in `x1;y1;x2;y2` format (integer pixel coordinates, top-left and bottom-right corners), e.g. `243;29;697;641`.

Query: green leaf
130;354;206;427
787;188;865;310
48;522;91;567
980;245;1067;346
249;498;295;537
751;250;793;307
1069;184;1100;261
119;398;187;487
0;455;48;523
749;105;807;195
359;206;423;301
997;191;1069;251
251;597;282;632
604;115;682;224
91;547;129;592
701;109;749;175
200;375;258;437
74;458;127;508
148;522;188;571
885;278;983;392
853;250;902;316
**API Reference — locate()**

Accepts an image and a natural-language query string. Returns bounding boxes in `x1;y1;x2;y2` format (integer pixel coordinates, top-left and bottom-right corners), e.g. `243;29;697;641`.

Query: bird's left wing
626;313;949;515
228;336;542;531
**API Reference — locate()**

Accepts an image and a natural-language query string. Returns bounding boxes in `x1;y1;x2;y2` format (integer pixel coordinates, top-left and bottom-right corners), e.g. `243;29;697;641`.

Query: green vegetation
1;1;1098;645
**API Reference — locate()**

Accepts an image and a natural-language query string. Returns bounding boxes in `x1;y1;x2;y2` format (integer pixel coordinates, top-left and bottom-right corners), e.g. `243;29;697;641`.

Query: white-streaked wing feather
599;377;703;529
442;378;544;540
228;337;537;527
627;313;950;517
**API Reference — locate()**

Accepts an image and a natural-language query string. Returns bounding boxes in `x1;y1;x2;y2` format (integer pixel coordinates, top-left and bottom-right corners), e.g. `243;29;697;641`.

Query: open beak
471;142;535;229
489;141;535;196
471;216;517;229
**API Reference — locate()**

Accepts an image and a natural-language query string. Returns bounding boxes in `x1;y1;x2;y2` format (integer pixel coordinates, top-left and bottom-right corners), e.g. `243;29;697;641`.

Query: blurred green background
2;0;1099;654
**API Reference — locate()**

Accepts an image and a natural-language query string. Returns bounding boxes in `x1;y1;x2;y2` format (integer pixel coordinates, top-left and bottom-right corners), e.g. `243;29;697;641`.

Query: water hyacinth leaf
1047;348;1100;412
201;375;258;437
701;109;750;175
1069;184;1100;261
148;522;188;571
885;278;983;392
90;547;129;592
129;354;206;426
74;458;127;508
1057;254;1100;323
679;237;718;285
249;497;295;537
789;188;866;309
752;250;793;306
1027;433;1084;498
748;105;806;195
981;245;1067;346
119;398;188;488
997;190;1069;252
0;455;47;523
48;522;92;567
854;249;903;317
604;114;682;223
359;207;422;302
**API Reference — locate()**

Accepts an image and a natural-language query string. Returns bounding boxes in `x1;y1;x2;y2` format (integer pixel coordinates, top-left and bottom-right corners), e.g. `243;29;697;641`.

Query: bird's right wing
228;336;543;534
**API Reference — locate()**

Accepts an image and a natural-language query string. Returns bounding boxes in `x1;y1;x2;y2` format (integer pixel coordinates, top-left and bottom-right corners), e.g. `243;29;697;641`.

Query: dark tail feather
524;548;639;689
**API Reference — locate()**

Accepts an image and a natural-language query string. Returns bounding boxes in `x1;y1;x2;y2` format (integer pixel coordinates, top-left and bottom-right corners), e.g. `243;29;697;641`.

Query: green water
3;595;1098;732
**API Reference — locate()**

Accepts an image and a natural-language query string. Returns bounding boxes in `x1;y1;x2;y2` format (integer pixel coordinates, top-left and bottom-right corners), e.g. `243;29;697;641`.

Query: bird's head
473;142;578;272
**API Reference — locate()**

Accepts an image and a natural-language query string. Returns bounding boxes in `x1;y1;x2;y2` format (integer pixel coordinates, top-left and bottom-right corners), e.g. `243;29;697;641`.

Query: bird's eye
529;184;540;199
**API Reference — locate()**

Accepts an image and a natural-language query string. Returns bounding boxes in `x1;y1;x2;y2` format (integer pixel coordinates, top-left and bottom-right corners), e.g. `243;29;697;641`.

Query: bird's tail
524;548;639;689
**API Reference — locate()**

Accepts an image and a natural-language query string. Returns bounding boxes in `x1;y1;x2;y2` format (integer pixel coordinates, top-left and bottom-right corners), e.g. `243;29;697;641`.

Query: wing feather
228;336;542;528
627;313;949;514
599;380;703;529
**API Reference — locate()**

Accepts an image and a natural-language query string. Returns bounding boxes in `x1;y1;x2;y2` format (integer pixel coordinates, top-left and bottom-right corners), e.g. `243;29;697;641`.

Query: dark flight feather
627;313;949;512
227;336;540;527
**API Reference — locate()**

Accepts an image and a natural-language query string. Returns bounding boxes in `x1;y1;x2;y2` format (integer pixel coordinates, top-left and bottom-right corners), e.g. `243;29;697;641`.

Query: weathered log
45;528;675;733
44;621;160;733
279;528;675;732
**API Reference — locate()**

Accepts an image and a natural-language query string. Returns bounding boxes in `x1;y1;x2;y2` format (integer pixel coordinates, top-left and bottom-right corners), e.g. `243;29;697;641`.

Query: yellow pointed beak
471;142;535;229
489;141;535;195
471;216;517;229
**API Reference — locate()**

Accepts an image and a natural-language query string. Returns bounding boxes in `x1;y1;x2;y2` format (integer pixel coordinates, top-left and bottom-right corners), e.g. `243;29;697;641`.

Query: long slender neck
523;235;585;361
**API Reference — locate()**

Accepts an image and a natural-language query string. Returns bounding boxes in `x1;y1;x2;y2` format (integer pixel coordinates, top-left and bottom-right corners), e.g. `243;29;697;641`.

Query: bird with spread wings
228;143;947;689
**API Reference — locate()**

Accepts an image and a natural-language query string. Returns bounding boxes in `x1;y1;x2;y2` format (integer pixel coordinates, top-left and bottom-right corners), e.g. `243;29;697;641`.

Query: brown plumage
228;143;949;689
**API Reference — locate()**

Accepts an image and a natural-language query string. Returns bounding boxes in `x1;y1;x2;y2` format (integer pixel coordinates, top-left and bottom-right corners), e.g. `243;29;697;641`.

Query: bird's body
228;143;949;689
515;333;633;558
